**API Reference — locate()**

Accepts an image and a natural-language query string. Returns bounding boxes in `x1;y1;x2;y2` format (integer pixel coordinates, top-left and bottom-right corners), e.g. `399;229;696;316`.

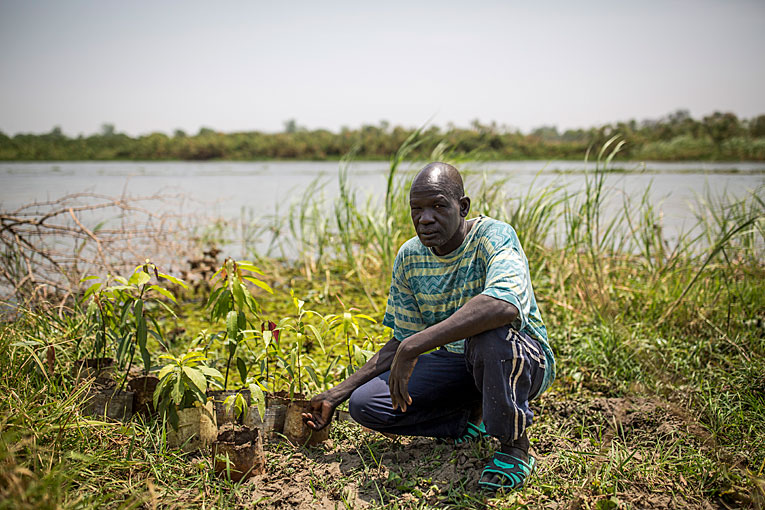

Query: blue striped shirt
383;216;555;393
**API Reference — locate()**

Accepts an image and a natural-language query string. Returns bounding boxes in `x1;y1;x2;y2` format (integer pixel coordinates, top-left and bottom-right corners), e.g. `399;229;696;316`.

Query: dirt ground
161;394;762;509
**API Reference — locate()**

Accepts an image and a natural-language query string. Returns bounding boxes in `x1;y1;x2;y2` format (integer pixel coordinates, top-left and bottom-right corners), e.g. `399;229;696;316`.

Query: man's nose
419;209;435;224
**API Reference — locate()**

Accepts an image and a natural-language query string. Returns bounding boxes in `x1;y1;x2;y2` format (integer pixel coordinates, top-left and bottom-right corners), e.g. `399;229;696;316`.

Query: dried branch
1;192;194;308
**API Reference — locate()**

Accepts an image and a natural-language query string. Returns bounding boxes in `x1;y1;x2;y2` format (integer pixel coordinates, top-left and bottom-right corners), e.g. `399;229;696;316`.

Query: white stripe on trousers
509;339;526;440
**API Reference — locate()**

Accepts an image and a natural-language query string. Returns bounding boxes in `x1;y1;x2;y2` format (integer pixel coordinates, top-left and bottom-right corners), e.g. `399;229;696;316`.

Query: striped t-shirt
383;216;555;394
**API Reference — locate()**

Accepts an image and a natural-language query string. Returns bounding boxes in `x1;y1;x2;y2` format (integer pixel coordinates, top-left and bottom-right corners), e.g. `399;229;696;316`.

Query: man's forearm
398;294;518;359
324;337;400;403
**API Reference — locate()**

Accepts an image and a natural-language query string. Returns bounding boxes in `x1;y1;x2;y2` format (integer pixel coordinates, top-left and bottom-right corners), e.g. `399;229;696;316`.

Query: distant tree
749;115;765;138
284;119;298;134
49;126;64;138
702;112;742;147
530;125;560;140
666;109;691;124
100;123;116;137
198;127;216;136
173;129;187;138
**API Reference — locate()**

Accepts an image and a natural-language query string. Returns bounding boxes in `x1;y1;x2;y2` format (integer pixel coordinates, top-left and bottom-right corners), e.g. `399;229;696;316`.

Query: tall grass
256;136;763;336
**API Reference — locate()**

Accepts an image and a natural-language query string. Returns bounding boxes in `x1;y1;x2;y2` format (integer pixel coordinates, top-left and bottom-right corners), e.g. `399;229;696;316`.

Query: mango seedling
207;258;272;389
79;260;187;384
274;289;325;398
259;320;280;393
223;382;266;424
324;303;376;377
153;351;223;431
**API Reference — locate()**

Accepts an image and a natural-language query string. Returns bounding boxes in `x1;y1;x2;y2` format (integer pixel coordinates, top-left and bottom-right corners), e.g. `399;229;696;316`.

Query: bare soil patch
166;395;741;509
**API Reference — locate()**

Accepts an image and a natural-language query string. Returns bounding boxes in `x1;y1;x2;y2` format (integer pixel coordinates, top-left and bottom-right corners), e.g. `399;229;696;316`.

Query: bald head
411;162;465;201
408;162;471;255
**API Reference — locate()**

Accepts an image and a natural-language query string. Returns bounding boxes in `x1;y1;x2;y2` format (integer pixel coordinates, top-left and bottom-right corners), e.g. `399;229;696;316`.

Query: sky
1;0;764;137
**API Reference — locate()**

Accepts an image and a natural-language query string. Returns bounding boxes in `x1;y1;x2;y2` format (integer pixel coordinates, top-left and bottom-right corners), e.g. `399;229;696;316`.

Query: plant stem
346;332;353;374
224;353;232;390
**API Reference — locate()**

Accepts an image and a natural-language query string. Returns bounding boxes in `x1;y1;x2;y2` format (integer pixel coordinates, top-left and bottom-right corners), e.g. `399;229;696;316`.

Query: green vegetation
0;136;763;508
3;110;765;161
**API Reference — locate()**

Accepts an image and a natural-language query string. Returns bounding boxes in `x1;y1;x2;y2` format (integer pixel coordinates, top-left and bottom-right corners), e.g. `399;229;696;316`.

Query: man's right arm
301;336;400;430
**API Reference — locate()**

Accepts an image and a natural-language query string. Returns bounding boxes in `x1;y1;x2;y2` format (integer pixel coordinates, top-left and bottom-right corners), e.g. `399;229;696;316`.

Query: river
1;160;763;256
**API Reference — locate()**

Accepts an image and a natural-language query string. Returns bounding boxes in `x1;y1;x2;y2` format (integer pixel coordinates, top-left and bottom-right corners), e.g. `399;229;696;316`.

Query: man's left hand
389;343;418;412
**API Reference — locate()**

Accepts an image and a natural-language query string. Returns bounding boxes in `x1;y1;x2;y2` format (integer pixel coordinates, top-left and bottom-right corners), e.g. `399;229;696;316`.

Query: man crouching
302;161;555;492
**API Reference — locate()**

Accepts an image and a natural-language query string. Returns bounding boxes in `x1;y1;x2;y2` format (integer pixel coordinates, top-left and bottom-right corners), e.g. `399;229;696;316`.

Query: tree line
2;110;764;161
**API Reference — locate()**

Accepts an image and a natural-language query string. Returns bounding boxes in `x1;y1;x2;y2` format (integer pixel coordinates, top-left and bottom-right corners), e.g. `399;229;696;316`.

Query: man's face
409;182;468;255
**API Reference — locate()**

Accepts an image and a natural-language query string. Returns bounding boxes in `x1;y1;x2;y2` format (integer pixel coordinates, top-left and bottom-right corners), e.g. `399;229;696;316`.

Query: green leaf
353;344;366;369
116;332;130;364
157;272;188;289
82;282;102;302
226;310;238;343
210;265;224;282
206;286;225;310
198;365;223;380
134;297;145;319
181;351;206;364
183;366;207;394
129;270;151;287
223;394;236;411
154;374;171;408
171;373;183;404
243;292;259;315
324;356;340;378
232;281;245;312
235;393;247;422
236;357;248;383
242;276;273;294
236;262;265;275
213;291;232;321
248;383;265;421
262;330;272;349
158;364;174;381
354;313;377;323
149;284;176;302
305;324;325;353
168;404;179;431
80;275;100;282
150;299;176;321
305;365;321;388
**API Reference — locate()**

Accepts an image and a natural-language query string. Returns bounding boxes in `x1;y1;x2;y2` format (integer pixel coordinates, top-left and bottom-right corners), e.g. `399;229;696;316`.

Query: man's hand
301;337;401;430
301;392;338;431
389;344;418;412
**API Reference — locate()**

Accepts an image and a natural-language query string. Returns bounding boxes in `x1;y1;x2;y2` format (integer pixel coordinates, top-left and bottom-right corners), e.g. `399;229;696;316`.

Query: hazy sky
1;0;764;137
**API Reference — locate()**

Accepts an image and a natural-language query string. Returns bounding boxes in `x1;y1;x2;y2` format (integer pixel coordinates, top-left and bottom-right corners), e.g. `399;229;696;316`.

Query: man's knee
348;384;371;425
466;325;516;364
348;379;391;429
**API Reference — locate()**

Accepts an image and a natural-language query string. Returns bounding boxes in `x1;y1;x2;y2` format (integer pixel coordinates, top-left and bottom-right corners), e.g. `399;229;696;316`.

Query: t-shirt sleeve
480;228;532;332
382;251;425;341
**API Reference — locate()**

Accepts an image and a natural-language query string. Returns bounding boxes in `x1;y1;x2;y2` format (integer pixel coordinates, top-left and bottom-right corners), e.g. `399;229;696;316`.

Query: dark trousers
348;326;546;442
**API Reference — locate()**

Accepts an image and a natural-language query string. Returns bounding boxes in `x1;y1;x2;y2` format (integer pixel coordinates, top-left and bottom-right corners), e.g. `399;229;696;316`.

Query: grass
1;136;764;508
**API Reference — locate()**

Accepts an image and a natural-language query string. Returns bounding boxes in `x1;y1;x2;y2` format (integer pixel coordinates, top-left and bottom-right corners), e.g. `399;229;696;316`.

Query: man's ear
459;196;471;217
